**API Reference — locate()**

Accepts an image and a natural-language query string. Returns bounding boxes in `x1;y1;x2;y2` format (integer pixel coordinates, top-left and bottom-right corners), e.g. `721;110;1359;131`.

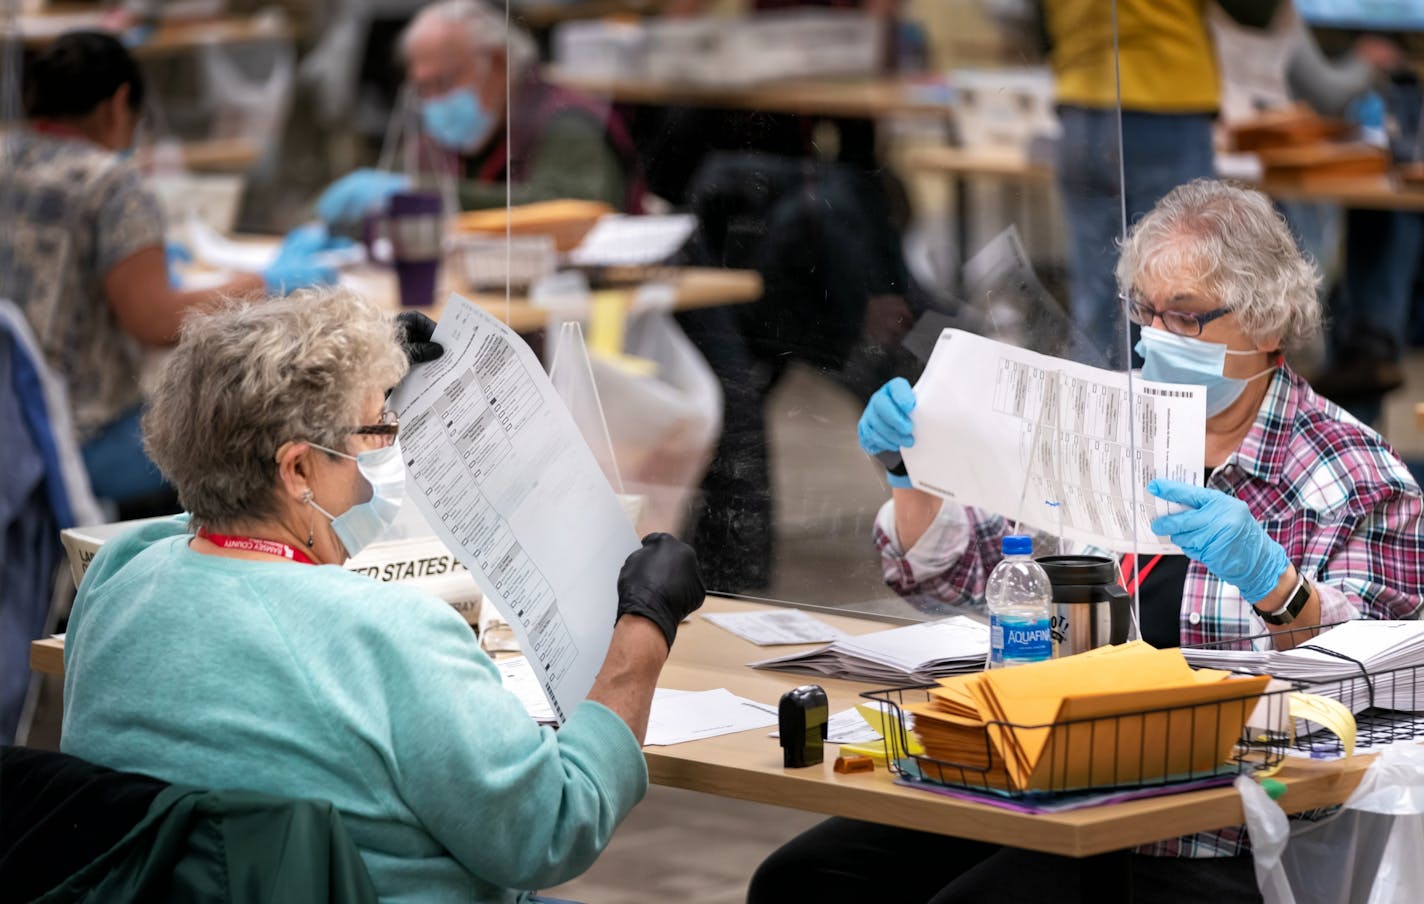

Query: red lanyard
196;527;315;565
29;120;89;141
1119;553;1164;597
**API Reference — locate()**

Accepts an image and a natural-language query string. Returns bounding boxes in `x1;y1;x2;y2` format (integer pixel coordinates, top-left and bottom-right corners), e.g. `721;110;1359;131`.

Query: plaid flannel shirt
874;365;1424;857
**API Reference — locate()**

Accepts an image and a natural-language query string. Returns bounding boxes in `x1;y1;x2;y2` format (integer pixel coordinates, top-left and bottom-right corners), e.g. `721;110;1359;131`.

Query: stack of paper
750;617;990;684
907;643;1270;792
1182;621;1424;713
566;214;697;267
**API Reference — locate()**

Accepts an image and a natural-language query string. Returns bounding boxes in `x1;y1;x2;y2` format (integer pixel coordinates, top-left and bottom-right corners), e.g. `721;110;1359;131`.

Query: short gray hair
143;288;409;527
1116;179;1322;351
402;0;538;76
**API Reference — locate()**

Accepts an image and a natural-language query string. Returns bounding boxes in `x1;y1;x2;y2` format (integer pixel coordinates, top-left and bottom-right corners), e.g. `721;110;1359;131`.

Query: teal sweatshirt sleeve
359;593;649;891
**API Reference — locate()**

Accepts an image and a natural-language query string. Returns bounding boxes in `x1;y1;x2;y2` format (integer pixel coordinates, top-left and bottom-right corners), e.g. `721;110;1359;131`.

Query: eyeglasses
345;410;399;447
1122;293;1233;338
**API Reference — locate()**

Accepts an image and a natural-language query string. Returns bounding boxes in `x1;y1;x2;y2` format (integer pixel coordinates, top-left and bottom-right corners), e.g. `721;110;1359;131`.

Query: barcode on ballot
1141;387;1192;398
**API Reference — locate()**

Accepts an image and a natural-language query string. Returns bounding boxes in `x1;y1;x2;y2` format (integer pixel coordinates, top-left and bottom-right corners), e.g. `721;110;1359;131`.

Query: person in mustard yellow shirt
1043;0;1281;368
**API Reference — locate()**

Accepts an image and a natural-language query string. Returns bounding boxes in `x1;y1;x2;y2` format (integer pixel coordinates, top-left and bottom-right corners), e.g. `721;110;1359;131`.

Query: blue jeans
1056;108;1215;369
80;405;170;503
1336;209;1422;365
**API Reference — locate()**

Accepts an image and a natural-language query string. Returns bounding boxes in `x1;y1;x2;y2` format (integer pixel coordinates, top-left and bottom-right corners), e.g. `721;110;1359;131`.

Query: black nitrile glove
616;532;706;649
396;311;443;364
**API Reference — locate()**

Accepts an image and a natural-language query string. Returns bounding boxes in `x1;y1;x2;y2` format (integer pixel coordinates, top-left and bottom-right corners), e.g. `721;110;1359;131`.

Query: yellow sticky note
588;291;627;358
587;291;658;377
836;742;888;762
856;704;922;756
1289;692;1356;758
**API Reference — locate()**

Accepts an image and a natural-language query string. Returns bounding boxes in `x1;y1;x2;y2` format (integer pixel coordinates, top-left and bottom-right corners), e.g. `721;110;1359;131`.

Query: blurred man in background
316;0;643;232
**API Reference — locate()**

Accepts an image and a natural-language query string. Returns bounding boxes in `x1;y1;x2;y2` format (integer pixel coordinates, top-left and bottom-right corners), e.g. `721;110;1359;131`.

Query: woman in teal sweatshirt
60;288;704;903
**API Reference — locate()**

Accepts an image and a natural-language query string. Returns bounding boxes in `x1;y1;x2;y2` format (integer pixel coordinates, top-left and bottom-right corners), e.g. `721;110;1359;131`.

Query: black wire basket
865;621;1424;800
861;678;1295;800
1181;621;1424;758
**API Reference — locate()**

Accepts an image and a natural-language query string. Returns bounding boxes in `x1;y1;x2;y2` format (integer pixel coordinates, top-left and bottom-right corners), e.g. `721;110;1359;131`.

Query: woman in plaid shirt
749;180;1424;901
867;179;1423;647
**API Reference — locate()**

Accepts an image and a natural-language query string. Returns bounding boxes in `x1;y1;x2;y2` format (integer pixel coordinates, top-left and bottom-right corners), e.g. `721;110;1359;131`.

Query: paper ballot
901;330;1207;554
390;294;640;723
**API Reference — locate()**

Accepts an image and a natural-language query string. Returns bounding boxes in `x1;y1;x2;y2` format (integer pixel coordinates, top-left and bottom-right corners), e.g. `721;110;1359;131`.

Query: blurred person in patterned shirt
1;32;336;508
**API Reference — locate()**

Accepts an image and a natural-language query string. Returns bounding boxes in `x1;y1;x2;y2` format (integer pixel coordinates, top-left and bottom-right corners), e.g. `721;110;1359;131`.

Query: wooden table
137;137;262;174
545;68;952;119
905;144;1424;213
30;594;1380;855
342;265;762;333
645;597;1379;855
18;12;294;58
512;0;668;29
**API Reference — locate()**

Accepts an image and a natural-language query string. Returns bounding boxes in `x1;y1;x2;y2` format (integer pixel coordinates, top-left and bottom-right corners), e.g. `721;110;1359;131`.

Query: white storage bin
952;67;1059;151
643;17;731;86
552;19;648;81
728;10;885;86
454;234;559;290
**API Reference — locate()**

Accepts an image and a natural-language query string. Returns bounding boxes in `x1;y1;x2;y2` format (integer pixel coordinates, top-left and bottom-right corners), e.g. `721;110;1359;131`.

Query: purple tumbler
388;190;443;308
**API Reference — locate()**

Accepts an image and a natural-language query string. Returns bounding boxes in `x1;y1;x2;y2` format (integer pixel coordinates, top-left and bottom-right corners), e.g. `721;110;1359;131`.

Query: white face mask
1135;325;1276;417
307;439;405;558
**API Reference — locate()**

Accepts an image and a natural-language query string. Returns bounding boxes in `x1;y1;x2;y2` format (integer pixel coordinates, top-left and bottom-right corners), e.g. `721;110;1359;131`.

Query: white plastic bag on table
1239;743;1424;904
196;37;296;177
547;287;722;537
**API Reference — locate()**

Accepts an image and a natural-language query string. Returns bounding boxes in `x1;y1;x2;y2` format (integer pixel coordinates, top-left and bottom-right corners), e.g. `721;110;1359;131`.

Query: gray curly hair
1116;179;1322;352
401;0;538;76
142;288;409;528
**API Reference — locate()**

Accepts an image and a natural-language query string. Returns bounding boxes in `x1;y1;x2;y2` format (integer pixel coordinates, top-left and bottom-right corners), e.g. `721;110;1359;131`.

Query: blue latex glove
262;225;346;294
165;241;192;288
1148;479;1291;604
857;377;916;489
316;169;410;229
275;223;356;259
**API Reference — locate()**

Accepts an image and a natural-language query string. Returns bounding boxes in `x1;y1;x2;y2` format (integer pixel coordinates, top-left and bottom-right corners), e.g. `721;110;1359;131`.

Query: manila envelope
1016;673;1272;791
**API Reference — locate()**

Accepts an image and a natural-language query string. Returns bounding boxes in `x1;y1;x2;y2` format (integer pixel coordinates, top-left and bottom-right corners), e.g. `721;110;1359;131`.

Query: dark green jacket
33;785;377;904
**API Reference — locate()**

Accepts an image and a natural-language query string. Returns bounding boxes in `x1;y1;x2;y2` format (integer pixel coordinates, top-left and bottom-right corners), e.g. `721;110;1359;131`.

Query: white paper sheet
566;214;697;267
187;215;282;271
186;214;366;273
702;609;849;646
644;688;779;746
769;708;884;745
495;655;556;723
901;329;1206;554
390;294;640;722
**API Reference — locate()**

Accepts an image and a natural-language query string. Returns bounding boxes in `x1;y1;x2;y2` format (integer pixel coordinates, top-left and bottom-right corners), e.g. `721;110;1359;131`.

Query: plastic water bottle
986;535;1053;669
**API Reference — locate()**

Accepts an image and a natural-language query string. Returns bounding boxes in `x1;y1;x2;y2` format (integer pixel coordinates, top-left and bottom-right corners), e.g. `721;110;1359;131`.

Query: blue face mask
421;88;492;152
1135;325;1275;417
308;440;406;558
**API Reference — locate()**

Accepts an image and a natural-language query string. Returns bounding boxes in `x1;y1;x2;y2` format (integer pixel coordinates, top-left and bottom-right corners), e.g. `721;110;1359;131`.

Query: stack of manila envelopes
907;642;1270;792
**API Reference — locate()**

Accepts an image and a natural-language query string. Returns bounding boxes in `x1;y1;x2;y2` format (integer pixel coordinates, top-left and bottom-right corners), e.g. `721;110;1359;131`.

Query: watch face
1257;578;1309;625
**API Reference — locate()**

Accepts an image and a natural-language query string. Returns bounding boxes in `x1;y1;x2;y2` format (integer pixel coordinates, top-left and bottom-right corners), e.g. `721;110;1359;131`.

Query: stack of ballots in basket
907;643;1271;793
1182;621;1424;714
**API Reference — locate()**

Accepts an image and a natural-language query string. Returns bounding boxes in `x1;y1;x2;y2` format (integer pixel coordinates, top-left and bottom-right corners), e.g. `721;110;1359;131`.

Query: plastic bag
1239;743;1424;904
197;38;296;177
548;293;722;536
